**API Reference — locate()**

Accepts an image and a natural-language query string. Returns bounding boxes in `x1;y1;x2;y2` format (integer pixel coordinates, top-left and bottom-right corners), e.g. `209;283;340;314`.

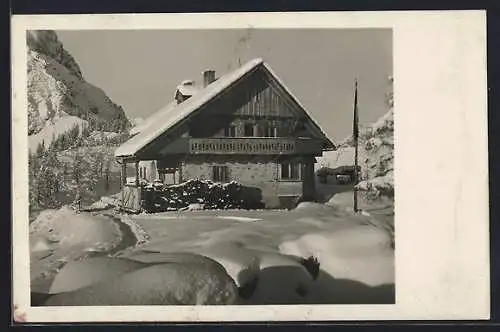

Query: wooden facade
117;60;335;211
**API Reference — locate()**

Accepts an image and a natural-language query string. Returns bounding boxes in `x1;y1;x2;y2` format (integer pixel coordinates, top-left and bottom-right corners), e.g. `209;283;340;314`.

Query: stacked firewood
141;180;264;213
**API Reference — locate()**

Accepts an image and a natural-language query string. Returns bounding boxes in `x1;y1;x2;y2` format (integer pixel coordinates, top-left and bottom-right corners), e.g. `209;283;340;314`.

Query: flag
353;79;359;142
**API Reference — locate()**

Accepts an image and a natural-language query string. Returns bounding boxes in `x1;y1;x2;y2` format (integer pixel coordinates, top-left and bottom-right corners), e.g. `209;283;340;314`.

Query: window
280;161;302;180
224;125;236;137
244;123;255;137
212;165;229;182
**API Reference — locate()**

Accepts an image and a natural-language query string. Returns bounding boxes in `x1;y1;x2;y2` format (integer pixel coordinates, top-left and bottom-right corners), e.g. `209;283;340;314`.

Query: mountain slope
27;30;131;215
27;30;130;149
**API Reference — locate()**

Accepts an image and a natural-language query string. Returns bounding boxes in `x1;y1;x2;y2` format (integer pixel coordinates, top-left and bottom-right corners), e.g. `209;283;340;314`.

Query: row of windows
212;161;303;183
223;123;278;138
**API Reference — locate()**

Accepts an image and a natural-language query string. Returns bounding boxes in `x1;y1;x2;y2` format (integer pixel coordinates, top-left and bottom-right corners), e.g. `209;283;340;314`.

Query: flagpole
353;79;359;213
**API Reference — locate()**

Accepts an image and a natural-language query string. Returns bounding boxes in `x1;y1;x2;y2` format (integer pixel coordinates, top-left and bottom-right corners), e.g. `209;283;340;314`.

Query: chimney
203;69;216;87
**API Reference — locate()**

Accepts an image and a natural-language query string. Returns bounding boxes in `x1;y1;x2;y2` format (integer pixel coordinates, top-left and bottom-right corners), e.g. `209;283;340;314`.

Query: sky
56;29;392;142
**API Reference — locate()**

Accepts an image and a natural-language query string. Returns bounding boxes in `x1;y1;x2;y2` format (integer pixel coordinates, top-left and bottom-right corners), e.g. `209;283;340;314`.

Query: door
302;156;316;201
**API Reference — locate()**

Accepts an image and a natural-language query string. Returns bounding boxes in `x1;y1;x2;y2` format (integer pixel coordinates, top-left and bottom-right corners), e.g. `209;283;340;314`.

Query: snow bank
30;207;124;294
198;244;262;288
279;225;394;287
241;251;315;304
49;257;145;294
44;256;239;306
30;206;121;250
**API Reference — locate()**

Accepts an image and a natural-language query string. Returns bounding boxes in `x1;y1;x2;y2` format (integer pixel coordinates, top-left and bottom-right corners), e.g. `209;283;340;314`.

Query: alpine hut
115;58;336;211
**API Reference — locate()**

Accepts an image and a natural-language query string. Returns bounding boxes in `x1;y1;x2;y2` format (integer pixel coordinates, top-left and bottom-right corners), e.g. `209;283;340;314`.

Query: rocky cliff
27;30;130;150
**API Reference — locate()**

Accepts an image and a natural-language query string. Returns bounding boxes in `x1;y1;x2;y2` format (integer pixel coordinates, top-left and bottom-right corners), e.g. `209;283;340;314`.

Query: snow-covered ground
30;196;394;305
30;207;122;294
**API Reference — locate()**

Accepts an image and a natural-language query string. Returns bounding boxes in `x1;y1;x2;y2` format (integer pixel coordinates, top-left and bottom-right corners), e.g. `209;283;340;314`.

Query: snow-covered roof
316;147;355;169
115;58;335;158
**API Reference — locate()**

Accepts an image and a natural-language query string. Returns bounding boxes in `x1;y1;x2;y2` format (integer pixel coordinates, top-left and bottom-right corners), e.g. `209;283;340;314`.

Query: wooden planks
120;186;142;212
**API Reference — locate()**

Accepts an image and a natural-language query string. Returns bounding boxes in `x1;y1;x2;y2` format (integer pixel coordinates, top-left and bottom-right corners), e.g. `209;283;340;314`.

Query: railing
156;137;324;156
159;137;322;155
189;138;297;155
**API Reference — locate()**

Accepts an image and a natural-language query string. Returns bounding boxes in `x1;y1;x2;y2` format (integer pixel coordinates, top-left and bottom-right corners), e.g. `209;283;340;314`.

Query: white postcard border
11;10;489;322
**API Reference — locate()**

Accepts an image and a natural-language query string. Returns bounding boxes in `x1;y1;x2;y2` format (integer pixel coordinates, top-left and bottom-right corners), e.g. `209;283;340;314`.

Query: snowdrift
29;206;122;294
278;224;394;304
110;201;394;304
44;255;239;306
29;206;121;250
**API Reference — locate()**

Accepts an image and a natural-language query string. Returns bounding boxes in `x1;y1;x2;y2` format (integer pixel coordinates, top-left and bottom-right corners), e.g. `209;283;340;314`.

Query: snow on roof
180;79;194;85
176;84;200;97
115;58;334;158
316;147;355;169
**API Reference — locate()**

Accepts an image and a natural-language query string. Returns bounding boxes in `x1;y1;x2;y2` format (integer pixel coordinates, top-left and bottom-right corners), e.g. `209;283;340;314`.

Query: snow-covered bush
356;76;394;201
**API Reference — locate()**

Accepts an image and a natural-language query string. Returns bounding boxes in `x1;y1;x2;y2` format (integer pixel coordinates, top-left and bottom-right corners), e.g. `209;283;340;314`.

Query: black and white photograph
26;26;395;307
12;11;489;322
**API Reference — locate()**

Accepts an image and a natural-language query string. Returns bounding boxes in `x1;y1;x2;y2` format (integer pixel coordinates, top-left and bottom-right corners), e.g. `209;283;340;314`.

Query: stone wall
182;155;291;208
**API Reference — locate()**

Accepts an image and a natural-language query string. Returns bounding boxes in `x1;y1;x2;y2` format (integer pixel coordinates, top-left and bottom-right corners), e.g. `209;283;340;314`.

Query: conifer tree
104;159;111;193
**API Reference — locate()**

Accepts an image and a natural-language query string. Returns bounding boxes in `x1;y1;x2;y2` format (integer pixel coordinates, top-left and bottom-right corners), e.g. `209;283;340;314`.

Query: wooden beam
135;160;140;187
121;160;127;186
178;160;183;183
121;159;126;210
